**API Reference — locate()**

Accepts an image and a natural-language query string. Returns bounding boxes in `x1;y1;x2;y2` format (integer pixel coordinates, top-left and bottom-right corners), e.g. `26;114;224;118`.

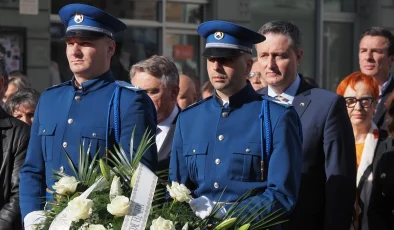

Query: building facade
0;0;392;92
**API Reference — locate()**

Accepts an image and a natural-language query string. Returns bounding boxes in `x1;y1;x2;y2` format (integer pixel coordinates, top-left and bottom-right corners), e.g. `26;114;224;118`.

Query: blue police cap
197;20;265;57
59;4;126;39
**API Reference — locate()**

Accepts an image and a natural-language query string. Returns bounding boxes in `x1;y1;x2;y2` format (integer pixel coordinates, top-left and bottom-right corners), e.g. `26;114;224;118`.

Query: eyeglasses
248;72;262;79
344;97;375;108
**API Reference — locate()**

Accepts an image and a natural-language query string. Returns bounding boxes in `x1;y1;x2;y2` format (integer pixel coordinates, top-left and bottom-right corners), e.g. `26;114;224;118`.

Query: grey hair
258;21;302;51
129;55;179;86
8;71;30;90
5;88;40;114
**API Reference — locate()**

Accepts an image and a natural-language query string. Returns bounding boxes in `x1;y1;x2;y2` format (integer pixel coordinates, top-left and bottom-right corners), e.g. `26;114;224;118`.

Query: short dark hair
258;21;301;51
360;27;394;56
4;88;40;115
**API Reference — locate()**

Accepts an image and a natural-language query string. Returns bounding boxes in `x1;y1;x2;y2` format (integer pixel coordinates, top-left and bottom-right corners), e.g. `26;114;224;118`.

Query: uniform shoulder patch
115;80;143;91
182;95;212;112
45;80;72;91
262;95;293;108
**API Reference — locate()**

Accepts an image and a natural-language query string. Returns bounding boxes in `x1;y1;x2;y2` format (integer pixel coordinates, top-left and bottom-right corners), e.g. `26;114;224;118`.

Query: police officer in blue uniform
169;20;303;221
19;3;157;225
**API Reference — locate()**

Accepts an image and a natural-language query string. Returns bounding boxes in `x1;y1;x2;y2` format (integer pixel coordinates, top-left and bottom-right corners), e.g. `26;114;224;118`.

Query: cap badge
214;32;224;40
74;14;84;23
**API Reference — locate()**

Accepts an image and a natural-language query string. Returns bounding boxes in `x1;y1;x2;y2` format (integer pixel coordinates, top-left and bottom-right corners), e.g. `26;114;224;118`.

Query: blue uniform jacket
169;84;303;217
19;71;158;219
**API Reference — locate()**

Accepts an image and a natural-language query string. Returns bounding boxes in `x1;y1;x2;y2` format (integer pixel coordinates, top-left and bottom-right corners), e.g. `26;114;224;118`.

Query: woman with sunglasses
336;71;383;230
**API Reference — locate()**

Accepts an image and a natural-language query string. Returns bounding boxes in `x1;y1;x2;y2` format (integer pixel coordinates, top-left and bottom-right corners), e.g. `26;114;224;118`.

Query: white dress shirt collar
156;105;179;152
267;74;301;104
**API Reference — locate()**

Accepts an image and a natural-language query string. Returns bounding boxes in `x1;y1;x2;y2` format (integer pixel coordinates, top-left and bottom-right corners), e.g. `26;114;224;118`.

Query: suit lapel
157;108;180;162
374;77;394;125
292;76;315;118
293;93;311;118
374;100;387;125
158;123;176;161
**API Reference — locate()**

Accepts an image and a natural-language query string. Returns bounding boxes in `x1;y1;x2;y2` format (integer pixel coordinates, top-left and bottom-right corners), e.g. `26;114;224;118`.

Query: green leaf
99;159;111;182
213;218;237;230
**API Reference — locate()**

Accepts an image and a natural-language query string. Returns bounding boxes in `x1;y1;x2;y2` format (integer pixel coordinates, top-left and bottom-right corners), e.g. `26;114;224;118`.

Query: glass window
51;0;161;21
50;23;159;82
324;0;356;13
166;34;200;78
249;0;316;78
166;2;203;24
322;22;354;91
115;27;160;77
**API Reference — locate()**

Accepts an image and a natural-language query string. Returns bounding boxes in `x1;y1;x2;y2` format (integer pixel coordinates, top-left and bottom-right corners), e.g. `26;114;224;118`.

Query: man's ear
389;55;394;67
244;57;253;76
296;49;304;66
171;85;180;101
107;39;116;57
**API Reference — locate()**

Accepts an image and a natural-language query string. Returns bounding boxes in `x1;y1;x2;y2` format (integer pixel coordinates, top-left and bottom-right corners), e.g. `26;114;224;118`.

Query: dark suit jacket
258;76;357;230
368;136;394;230
373;76;394;131
157;107;180;172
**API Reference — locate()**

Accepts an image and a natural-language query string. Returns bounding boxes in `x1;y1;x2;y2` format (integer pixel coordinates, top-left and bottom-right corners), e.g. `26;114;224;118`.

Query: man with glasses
256;21;356;230
248;57;267;91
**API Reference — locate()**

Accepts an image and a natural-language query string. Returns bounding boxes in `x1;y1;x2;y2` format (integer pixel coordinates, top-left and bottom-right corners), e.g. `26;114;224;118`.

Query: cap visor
64;30;109;39
202;48;245;57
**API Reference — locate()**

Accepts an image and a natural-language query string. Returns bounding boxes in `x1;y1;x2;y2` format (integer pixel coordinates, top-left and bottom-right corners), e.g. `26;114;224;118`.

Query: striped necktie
275;95;289;103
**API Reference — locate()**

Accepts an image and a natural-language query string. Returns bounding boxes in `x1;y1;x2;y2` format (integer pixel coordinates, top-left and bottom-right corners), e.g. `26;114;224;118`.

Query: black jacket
368;136;394;230
373;76;394;131
0;108;30;229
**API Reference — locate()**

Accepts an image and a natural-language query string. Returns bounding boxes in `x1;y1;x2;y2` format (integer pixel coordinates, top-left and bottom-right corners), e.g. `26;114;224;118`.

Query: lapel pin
300;102;305;106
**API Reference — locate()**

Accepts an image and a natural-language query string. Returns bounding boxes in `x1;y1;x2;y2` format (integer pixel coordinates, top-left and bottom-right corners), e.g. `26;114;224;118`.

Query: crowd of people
0;2;393;230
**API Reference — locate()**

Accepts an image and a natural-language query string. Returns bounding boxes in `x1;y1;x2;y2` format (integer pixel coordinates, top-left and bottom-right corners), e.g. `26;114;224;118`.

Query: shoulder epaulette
115;80;143;91
182;95;212;112
45;80;72;91
262;95;293;108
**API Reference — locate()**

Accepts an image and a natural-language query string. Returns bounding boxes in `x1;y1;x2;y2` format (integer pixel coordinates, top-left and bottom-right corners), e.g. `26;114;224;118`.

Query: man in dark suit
359;27;394;131
130;55;180;171
256;21;356;230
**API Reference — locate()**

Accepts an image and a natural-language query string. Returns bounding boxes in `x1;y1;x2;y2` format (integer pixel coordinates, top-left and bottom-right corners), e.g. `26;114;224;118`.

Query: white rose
109;176;122;201
88;224;106;230
166;181;192;203
150;216;175;230
107;195;130;217
66;197;93;221
52;176;79;195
